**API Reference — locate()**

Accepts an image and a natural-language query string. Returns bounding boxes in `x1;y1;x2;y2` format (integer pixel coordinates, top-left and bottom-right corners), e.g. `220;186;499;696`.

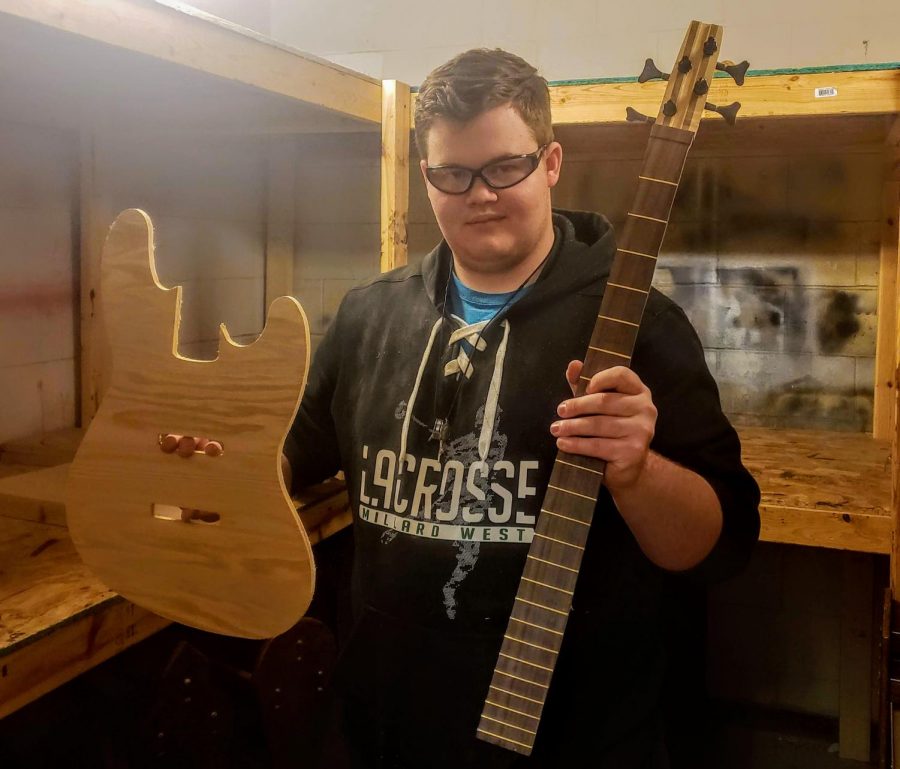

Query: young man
284;49;759;768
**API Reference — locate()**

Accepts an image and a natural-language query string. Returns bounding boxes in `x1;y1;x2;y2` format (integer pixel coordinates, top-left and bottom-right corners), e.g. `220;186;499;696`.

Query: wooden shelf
408;66;900;130
0;0;382;134
0;459;349;718
738;427;893;554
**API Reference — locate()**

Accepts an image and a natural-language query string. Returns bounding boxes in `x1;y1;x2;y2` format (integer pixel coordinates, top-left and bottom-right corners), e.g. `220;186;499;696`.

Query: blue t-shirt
448;272;529;325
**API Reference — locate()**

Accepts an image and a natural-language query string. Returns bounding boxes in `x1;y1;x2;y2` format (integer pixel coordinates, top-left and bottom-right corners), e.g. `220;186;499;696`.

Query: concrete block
856;222;880;287
323;278;362;329
294;223;380;281
718;222;860;288
295;163;380;224
788;153;883;223
292;279;325;335
0;123;75;211
175;277;264;347
0;359;76;444
99;133;265;223
151;216;265;284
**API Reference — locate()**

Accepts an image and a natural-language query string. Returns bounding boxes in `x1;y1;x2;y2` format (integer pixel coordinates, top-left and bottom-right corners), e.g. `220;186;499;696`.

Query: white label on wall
814;86;838;98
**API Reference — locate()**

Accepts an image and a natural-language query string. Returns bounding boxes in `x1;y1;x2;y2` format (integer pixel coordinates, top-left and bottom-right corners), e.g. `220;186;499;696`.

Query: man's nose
466;175;499;203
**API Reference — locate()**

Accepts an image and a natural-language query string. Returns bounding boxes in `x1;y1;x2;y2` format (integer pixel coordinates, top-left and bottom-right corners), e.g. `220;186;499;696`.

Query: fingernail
550;422;561;436
558;402;568;416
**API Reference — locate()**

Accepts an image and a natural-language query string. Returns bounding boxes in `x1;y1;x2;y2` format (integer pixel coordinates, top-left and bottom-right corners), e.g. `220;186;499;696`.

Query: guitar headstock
628;20;748;130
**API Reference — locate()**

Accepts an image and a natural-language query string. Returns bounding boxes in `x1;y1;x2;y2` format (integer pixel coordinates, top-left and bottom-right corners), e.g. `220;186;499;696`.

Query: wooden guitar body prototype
67;209;314;639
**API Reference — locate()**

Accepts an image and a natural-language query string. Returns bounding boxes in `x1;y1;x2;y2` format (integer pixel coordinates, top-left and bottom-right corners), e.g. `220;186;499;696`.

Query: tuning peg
638;58;668;83
705;100;741;125
626;106;655;124
662;99;678;117
693;78;709;96
703;36;718;56
677;56;692;74
716;59;750;85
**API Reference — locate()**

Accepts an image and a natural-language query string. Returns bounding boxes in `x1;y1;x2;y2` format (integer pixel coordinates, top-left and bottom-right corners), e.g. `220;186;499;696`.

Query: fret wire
607;281;649;295
526;554;580;574
554;459;605;478
617;248;658;260
515;596;570;616
533;533;585;552
522;576;575;595
587;345;631;360
540;509;591;528
476;727;534;750
494;669;550;689
627;211;667;224
485;699;542;722
489;684;545;706
504;633;559;654
546;483;596;502
639;174;678;186
480;714;538;736
509;614;566;635
598;314;639;327
500;652;555;673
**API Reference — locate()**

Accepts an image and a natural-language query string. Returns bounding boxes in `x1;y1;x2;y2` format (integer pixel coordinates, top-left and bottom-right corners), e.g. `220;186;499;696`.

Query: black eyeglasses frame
424;145;548;195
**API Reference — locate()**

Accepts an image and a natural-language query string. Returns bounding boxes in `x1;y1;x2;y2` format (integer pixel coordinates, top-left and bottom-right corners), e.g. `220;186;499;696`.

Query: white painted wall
190;0;899;85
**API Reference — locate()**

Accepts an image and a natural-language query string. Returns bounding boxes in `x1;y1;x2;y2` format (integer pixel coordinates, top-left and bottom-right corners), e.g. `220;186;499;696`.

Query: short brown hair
414;48;553;159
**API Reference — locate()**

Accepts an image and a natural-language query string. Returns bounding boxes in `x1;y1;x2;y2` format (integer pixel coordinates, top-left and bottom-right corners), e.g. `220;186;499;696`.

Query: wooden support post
840;552;874;761
885;119;900;598
380;79;411;273
77;131;113;427
875;118;900;442
265;137;296;308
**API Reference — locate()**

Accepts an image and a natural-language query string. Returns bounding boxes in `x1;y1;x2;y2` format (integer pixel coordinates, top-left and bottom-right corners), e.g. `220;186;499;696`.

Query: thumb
565;360;583;397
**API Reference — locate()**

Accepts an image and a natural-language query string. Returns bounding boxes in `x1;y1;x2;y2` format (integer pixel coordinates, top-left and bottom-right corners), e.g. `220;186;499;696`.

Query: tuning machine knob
638;58;668;83
705;100;741;125
715;59;750;85
625;106;655;124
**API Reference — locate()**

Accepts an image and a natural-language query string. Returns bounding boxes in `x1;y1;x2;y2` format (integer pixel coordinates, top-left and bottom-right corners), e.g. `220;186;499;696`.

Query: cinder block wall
0;124;78;445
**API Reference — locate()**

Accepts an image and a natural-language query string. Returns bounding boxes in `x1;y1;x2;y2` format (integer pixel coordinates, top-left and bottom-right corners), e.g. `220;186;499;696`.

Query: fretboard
476;122;695;756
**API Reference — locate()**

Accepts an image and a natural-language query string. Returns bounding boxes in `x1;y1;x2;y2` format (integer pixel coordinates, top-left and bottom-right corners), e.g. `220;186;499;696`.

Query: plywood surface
738;427;893;553
67;209;314;639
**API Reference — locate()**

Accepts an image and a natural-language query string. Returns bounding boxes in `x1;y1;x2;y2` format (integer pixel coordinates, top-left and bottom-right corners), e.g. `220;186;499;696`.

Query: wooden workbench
0;450;350;719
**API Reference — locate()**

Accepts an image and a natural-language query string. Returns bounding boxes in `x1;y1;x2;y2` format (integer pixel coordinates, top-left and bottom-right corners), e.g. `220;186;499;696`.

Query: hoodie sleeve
283;296;346;496
632;292;761;583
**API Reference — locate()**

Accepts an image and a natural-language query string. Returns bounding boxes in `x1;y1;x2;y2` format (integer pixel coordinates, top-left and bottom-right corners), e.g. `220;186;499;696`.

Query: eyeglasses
425;146;547;195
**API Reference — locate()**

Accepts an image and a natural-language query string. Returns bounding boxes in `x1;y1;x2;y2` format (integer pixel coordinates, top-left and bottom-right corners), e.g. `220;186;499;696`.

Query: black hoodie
285;209;760;768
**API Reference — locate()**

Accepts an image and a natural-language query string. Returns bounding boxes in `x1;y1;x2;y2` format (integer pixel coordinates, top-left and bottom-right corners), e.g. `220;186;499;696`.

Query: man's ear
545;141;563;188
419;158;429;181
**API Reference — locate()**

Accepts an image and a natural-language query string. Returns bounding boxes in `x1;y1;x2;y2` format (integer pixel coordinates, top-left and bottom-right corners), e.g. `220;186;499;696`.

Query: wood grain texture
66;209;314;639
874;182;900;440
380;79;410;272
478;22;713;756
738;427;892;553
0;0;381;125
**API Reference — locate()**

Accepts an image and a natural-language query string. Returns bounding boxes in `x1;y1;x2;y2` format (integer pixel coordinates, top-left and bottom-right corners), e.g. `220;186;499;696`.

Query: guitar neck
476;123;695;756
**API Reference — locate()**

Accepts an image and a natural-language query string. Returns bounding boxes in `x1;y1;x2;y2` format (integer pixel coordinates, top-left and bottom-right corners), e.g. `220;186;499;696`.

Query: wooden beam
78;132;113;426
874;181;900;439
416;69;900;127
380;79;411;273
265;138;296;308
0;0;382;125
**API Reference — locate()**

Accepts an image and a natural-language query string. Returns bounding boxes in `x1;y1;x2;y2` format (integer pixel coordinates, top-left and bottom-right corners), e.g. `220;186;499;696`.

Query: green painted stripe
409;62;900;93
546;62;900;87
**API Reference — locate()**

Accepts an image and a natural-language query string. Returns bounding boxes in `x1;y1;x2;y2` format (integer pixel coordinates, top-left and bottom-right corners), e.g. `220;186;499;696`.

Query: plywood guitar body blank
67;209;314;639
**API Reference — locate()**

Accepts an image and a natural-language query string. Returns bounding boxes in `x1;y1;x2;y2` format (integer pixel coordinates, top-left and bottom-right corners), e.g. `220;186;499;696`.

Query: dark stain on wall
817;291;861;354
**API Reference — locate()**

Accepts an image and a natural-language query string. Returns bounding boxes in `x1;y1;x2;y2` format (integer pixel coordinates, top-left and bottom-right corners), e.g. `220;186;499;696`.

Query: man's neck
452;224;556;293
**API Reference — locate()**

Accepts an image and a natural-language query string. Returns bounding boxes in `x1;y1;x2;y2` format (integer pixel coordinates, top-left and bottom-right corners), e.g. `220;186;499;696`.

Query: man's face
420;105;562;281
